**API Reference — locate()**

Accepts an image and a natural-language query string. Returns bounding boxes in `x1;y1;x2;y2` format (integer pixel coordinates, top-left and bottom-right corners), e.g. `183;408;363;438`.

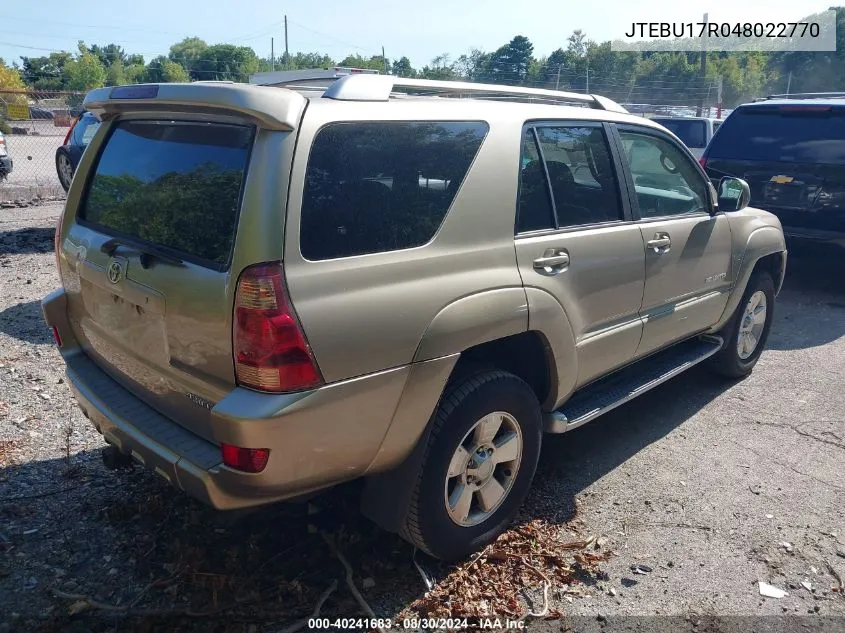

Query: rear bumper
42;289;454;510
783;225;845;247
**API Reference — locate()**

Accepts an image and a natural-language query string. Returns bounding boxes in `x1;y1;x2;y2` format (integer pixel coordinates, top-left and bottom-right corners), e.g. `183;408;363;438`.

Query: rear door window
707;107;845;163
80;120;254;269
300;121;488;261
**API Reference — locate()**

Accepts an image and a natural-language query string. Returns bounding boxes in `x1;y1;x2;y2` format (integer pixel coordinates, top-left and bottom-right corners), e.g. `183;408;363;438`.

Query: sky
0;0;835;71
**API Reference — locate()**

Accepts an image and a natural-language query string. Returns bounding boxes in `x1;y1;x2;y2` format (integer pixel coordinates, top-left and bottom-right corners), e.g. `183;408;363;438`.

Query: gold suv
43;76;787;560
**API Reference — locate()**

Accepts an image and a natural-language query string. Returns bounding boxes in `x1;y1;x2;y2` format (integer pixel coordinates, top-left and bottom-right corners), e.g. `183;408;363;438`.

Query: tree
90;43;127;68
485;35;535;84
124;63;146;84
190;44;259;81
169;37;209;73
419;54;456;80
0;59;26;90
105;62;125;86
19;52;72;90
454;49;490;81
161;59;190;82
391;56;416;77
64;51;106;91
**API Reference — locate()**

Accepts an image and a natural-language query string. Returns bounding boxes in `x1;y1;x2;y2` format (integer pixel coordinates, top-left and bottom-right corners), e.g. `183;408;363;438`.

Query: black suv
701;94;845;244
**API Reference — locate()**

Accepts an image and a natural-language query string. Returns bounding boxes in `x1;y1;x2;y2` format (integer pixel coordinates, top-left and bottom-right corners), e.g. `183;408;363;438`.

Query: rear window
74;114;101;147
707;107;845;164
300;121;488;261
652;118;707;148
80;120;254;268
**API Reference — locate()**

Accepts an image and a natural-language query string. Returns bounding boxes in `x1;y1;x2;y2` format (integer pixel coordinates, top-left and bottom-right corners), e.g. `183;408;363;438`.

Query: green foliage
392;56;416;77
63;51;106;91
105;61;125;87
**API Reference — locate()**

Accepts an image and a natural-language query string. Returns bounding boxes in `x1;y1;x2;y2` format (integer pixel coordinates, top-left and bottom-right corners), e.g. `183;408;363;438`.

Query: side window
619;130;709;218
534;126;623;228
517;130;555;232
300;121;488;261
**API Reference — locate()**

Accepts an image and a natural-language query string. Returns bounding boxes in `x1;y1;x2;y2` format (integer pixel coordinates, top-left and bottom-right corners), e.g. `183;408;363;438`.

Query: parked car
43;78;786;560
702;94;845;245
56;112;100;191
0;130;12;182
651;116;722;159
29;106;55;120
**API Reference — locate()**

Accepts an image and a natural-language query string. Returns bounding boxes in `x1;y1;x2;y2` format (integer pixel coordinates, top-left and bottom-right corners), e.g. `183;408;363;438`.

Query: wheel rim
444;411;523;527
59;155;73;186
737;290;767;360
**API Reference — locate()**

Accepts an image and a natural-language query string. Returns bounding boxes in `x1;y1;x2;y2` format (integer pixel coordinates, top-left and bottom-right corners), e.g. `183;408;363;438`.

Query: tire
709;271;775;378
56;148;74;192
400;370;542;560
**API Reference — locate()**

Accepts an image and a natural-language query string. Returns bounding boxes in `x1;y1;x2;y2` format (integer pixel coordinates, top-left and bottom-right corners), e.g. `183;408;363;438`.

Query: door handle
646;233;671;252
533;249;570;274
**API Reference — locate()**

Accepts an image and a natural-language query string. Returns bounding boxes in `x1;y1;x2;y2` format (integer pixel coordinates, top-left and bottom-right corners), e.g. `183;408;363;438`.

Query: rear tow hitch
101;445;135;471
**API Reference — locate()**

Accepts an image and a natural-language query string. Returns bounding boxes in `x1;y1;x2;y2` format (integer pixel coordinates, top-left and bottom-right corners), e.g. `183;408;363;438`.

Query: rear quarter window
652;118;707;148
300;121;488;261
707;107;845;163
79;120;254;269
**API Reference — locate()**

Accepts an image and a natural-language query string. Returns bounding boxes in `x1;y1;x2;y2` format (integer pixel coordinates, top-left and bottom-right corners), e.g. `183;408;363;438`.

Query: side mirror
718;176;751;212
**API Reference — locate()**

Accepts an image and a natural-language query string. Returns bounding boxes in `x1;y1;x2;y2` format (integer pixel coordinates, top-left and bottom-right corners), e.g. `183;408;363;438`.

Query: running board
544;335;724;433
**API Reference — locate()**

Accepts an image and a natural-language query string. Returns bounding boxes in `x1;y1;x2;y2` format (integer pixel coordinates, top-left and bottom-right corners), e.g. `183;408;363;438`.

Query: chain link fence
0;89;86;203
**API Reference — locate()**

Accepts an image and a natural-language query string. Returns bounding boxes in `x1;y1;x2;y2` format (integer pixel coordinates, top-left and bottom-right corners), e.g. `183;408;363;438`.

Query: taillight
62;117;78;146
222;444;270;473
51;326;62;347
233;262;322;393
699;157;707;169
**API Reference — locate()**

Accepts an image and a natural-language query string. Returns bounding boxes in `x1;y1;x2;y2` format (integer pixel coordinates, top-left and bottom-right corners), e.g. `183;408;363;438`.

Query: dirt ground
1;202;843;632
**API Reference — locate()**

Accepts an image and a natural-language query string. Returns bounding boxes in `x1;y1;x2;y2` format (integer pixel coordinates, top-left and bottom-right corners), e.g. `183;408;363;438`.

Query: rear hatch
57;84;305;442
703;103;845;235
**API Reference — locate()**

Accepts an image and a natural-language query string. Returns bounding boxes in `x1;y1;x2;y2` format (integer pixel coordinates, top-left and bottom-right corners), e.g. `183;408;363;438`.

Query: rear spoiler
83;83;305;131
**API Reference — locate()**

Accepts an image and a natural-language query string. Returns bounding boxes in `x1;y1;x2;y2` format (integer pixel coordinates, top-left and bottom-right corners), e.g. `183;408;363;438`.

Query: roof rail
321;75;628;113
755;92;845;101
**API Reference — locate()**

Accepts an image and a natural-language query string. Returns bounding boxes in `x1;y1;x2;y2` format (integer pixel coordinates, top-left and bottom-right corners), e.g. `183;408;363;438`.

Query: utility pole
555;65;561;91
716;75;723;118
698;12;708;116
786;71;792;95
284;15;289;68
382;46;388;74
271;37;274;71
585;55;589;93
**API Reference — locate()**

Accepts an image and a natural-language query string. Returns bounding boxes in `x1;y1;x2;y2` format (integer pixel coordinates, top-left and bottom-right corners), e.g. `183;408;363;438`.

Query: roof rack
321;75;628;113
755;92;845;101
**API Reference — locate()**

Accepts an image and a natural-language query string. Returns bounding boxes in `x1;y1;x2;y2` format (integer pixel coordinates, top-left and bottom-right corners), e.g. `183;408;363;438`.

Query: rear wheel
56;148;74;192
709;271;775;378
400;371;542;560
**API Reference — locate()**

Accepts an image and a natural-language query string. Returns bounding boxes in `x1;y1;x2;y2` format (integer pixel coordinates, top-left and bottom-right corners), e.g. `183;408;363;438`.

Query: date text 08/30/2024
307;618;526;629
624;22;821;39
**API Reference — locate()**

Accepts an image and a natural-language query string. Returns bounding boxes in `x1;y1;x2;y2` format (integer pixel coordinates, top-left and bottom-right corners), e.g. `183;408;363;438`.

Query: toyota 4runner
43;76;787;560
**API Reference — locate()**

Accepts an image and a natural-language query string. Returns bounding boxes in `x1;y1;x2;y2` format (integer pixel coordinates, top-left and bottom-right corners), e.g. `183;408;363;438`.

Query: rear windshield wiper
100;237;184;269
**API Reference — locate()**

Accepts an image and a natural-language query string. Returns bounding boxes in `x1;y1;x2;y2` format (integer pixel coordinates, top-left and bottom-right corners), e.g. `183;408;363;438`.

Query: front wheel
400;371;542;560
709;271;775;378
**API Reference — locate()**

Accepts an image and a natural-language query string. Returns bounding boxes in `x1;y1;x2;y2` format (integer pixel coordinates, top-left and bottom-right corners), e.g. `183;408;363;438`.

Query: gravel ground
1;202;844;632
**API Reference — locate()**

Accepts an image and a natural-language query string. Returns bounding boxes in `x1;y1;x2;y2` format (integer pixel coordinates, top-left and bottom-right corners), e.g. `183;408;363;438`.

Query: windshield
652;118;707;148
707;106;845;164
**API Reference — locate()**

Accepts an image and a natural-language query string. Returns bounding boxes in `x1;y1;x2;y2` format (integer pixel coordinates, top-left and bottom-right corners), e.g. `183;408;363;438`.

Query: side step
544;335;723;433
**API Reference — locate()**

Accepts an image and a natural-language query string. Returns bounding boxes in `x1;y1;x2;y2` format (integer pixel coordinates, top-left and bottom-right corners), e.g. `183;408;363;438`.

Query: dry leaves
402;519;611;621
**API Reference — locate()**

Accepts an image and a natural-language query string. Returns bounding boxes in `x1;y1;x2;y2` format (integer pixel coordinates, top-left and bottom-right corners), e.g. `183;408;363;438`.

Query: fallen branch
320;532;387;633
277;580;338;633
53;589;259;618
522;560;551;619
0;484;87;504
826;559;844;597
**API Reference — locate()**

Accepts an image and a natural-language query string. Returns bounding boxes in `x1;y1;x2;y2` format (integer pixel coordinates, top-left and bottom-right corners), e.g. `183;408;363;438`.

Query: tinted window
652;118;707;148
80;120;253;268
300;121;488;260
620;130;709;218
707;107;845;164
534;126;623;227
74;114;100;147
517;130;555;232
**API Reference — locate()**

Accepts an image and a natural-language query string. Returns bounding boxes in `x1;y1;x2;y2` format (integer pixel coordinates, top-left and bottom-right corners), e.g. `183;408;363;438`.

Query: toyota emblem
107;260;123;284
